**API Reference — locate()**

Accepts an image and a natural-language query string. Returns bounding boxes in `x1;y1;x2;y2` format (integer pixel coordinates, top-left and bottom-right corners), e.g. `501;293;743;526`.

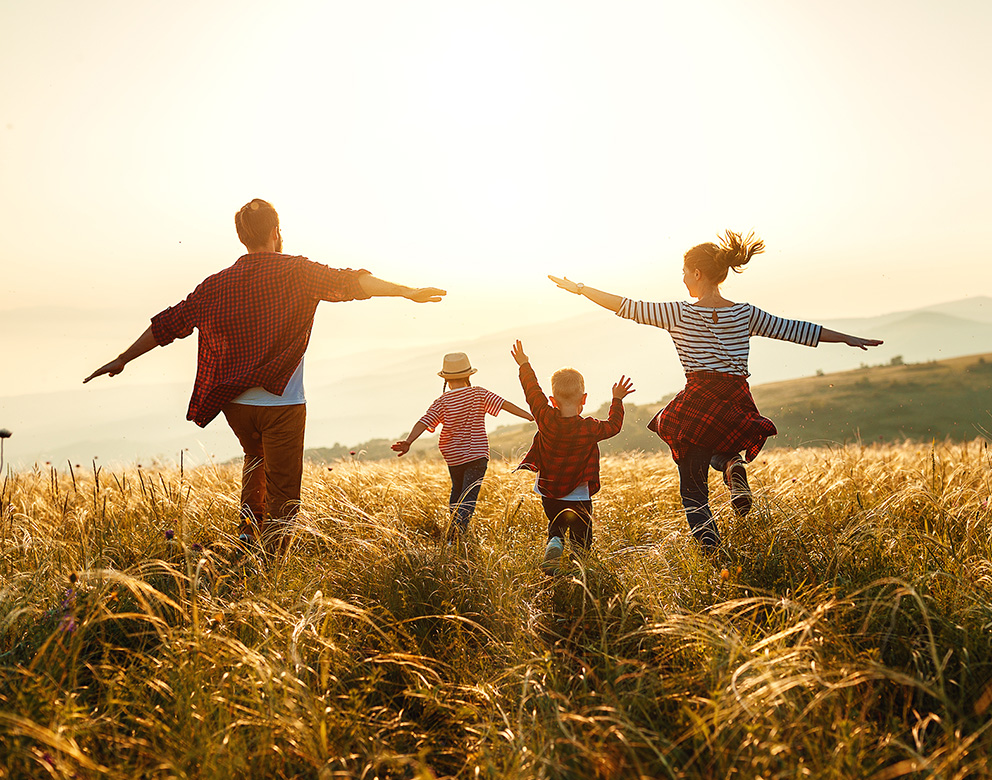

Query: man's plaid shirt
150;253;370;427
516;362;624;499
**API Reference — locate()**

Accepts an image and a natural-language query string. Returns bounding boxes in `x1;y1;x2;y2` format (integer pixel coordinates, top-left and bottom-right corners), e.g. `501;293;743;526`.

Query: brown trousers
223;403;307;546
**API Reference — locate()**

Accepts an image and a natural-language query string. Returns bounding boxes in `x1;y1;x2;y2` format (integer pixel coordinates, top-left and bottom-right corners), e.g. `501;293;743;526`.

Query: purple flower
165;529;175;541
59;615;77;633
192;543;203;552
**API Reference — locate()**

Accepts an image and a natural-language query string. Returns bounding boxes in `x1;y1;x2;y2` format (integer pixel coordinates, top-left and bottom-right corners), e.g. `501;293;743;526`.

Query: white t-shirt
534;480;591;501
230;359;306;406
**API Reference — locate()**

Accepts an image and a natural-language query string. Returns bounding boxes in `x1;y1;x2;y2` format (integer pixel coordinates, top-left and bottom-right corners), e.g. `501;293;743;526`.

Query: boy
510;339;635;574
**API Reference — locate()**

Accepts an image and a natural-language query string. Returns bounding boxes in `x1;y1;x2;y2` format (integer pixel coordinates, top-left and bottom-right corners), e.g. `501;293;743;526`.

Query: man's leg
258;404;307;551
677;444;721;552
223;403;267;541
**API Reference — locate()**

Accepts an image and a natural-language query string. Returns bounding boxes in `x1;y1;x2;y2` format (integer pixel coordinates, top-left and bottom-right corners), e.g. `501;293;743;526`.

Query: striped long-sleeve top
418;386;506;466
616;299;822;377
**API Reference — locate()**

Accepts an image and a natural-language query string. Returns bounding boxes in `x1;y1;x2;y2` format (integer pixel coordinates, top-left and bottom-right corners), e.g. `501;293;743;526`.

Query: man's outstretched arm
358;274;446;303
83;326;159;383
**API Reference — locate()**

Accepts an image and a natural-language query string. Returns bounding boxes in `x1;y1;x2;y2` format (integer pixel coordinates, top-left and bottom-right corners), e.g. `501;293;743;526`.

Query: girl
393;352;534;537
549;230;882;551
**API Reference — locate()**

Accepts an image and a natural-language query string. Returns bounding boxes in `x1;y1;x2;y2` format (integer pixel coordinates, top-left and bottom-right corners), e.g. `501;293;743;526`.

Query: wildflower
59;615;77;633
0;429;11;439
165;529;175;541
192;542;203;552
349;450;356;456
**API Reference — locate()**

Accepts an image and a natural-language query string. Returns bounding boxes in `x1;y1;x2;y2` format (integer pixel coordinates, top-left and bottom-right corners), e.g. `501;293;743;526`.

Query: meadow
2;442;992;779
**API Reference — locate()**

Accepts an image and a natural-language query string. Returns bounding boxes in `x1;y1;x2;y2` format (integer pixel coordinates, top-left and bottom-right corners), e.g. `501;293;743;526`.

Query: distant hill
313;352;992;464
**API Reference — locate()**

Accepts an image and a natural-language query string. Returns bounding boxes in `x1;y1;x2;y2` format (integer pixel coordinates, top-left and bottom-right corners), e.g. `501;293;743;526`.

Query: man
85;198;445;550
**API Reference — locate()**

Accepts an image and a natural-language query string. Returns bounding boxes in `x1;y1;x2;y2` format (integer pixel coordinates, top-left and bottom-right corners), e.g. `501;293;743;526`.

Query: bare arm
500;400;535;422
392;421;430;457
358;274;446;303
818;328;884;350
83;326;159;383
548;275;624;313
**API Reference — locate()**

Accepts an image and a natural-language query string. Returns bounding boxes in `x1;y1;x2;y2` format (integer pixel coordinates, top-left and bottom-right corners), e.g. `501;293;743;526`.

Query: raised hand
391;440;411;457
612;375;635;399
510;339;529;366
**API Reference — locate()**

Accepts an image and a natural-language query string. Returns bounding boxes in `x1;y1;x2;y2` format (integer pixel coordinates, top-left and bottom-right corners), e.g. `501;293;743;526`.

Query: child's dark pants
542;498;593;549
448;457;488;532
677;443;737;551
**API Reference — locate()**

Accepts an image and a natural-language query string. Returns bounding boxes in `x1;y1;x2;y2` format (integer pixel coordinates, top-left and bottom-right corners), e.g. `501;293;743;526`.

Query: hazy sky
2;0;991;398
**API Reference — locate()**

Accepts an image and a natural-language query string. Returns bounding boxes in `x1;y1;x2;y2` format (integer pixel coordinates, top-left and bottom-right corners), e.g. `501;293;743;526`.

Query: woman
549;230;882;551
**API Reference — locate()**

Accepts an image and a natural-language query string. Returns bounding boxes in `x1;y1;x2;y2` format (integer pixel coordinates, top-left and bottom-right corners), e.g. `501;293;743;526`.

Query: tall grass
2;442;991;778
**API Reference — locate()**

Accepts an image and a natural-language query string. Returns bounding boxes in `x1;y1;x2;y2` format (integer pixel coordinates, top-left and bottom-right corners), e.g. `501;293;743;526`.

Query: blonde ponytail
685;230;765;284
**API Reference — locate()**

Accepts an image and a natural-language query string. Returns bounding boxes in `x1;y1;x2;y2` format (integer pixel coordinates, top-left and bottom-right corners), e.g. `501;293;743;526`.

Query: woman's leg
678;444;721;551
711;451;751;516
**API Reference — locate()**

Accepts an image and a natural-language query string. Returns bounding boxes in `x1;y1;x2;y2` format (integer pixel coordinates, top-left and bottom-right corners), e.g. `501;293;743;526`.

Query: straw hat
438;352;478;379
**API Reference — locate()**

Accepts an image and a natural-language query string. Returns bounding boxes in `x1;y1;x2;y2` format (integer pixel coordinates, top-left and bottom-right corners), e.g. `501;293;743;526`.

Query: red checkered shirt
516;362;624;498
150;253;370;427
648;371;777;463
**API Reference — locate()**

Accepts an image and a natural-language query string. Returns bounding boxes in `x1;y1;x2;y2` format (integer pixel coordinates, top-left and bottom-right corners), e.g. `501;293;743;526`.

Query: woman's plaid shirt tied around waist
648;371;776;463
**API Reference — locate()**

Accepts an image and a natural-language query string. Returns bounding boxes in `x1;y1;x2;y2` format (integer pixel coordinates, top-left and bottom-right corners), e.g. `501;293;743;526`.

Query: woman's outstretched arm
819;328;884;350
548;275;624;313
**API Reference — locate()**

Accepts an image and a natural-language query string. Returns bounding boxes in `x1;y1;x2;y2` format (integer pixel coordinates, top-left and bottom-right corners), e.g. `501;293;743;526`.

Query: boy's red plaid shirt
517;362;624;498
151;253;369;427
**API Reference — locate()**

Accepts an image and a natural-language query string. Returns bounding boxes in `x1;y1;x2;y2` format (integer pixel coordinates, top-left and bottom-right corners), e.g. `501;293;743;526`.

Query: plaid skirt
648;371;776;464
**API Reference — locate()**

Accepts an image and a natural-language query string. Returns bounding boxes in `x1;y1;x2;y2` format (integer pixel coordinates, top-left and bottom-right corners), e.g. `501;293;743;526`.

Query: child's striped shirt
419;386;505;466
617;299;821;376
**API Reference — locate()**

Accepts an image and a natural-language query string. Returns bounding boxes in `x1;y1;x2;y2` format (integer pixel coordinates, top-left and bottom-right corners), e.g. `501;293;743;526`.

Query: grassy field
2;443;992;778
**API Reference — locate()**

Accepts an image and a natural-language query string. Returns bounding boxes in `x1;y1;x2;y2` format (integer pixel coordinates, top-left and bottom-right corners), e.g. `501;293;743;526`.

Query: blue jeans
448;457;488;532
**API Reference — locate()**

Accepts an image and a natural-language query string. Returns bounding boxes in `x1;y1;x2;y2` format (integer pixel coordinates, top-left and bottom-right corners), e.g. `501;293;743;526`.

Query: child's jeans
542;498;593;550
448;457;488;531
677;444;737;550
